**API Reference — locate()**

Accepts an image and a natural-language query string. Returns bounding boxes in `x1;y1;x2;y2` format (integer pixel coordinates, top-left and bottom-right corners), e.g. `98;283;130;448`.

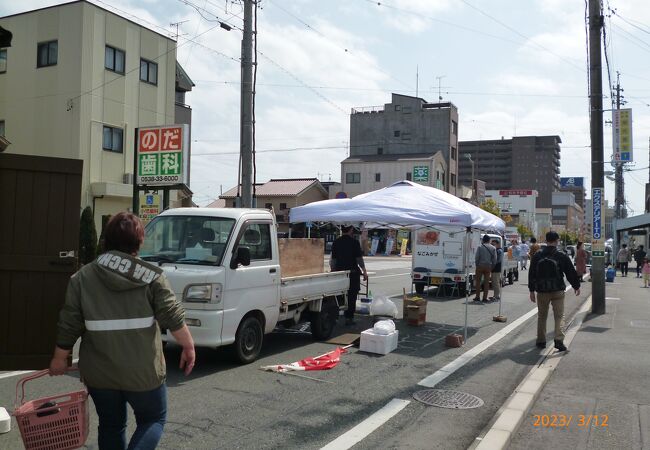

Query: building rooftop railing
351;105;384;114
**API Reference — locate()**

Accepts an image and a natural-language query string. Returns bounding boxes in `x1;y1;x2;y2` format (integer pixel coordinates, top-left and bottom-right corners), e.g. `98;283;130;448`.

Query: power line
458;0;585;72
358;0;524;47
268;0;413;90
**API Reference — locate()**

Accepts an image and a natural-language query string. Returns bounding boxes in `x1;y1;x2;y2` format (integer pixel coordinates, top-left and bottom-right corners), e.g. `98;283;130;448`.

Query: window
451;147;457;160
0;120;4;136
238;223;272;261
375;173;381;182
451;174;456;186
394;130;401;137
406;172;412;181
37;40;58;67
105;45;125;74
264;203;273;210
102;125;123;153
346;172;361;184
394;105;401;111
377;147;383;155
140;58;158;85
0;49;6;73
452;120;458;135
279;203;287;210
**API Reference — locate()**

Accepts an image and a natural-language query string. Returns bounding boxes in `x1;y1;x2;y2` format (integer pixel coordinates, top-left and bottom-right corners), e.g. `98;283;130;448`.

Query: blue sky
3;0;650;214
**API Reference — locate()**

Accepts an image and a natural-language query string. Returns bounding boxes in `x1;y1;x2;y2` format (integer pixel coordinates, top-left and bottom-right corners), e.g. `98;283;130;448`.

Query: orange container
14;369;89;450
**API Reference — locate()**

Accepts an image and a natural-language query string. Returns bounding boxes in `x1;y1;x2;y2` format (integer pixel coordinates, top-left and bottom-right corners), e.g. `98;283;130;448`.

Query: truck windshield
140;215;235;266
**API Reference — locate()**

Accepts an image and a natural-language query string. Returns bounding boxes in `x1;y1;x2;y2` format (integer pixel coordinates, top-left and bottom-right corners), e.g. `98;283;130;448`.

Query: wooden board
326;333;361;346
278;238;325;277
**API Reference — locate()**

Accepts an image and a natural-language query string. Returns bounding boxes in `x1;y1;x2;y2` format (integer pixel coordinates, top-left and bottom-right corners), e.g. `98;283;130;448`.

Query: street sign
136;124;189;186
612;109;633;162
560;177;584;188
592;188;604;258
413;166;429;182
139;193;161;224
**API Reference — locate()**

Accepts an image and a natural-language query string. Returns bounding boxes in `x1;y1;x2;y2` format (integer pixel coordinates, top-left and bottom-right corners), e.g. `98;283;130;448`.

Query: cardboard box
403;297;426;318
360;329;399;355
404;297;427;326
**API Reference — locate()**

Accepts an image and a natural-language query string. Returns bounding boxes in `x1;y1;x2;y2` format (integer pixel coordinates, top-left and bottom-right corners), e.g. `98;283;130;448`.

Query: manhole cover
412;389;484;409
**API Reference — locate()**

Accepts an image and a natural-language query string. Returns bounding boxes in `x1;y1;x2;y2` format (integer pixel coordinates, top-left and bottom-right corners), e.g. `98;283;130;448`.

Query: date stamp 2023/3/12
533;415;609;429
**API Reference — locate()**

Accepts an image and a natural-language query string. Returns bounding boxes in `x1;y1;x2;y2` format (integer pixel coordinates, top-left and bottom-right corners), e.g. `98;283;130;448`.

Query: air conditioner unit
123;173;134;185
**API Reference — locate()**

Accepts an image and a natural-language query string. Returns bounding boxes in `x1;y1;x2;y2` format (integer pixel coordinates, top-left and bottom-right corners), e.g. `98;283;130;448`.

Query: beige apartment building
0;1;191;232
341;152;447;198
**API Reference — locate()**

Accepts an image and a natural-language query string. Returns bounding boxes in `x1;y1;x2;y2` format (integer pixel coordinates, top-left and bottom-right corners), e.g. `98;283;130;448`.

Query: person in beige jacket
50;212;195;450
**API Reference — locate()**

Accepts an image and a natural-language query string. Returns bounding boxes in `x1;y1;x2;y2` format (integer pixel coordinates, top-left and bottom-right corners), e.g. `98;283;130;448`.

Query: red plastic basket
14;369;89;450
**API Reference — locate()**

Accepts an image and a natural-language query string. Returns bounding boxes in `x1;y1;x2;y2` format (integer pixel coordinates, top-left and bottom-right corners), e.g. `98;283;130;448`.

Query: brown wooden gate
0;153;82;370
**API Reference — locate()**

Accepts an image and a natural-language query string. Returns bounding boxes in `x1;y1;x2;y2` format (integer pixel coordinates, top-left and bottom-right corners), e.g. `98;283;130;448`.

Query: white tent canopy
290;180;505;232
289;180;506;346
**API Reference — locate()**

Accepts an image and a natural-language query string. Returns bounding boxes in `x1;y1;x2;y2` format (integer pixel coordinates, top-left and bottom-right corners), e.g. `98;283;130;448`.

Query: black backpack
535;250;565;292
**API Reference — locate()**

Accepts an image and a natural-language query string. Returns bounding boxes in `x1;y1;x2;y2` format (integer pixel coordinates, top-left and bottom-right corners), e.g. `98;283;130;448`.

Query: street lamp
464;153;475;202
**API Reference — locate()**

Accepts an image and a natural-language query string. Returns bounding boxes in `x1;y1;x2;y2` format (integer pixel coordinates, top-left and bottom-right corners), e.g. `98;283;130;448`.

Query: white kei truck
140;208;350;364
411;229;518;295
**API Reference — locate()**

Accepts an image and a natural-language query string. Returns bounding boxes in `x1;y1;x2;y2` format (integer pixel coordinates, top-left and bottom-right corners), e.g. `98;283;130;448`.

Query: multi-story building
0;1;192;232
560;177;586;235
552;192;584;234
218;178;329;232
484;189;538;236
458;136;561;208
342;93;458;197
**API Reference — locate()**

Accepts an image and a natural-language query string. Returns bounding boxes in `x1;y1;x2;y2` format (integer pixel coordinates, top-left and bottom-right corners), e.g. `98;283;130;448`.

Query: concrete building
536;208;552;238
458;136;561;208
0;1;192;232
343;93;458;196
485;189;538;236
219;178;329;232
552;191;584;234
340;153;447;198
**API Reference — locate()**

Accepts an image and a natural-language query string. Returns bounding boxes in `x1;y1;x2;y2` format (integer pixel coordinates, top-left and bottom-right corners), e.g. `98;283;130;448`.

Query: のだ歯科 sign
136;124;189;186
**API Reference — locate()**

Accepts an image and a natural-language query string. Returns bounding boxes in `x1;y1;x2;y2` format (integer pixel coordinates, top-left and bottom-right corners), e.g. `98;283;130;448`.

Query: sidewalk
485;273;650;449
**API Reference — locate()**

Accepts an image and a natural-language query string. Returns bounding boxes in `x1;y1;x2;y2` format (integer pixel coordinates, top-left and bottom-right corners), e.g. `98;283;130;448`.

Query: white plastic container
360;329;399;355
0;406;10;433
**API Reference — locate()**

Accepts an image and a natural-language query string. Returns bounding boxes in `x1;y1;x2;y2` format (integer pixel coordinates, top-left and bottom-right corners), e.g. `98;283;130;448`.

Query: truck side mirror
230;246;251;269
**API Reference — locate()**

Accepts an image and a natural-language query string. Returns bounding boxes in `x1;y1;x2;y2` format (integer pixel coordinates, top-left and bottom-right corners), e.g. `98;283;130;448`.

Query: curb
470;295;593;450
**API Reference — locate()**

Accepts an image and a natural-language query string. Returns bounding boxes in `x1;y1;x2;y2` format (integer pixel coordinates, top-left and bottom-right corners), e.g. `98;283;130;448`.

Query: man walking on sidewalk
617;244;631;277
634;245;646;278
529;231;581;352
474;235;497;303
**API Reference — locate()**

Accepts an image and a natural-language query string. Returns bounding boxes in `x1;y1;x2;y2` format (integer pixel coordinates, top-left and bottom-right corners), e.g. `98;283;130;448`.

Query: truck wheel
234;316;264;364
311;298;338;340
414;283;425;295
508;272;514;285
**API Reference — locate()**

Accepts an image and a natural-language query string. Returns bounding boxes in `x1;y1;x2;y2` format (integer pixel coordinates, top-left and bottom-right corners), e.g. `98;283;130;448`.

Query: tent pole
464;227;470;344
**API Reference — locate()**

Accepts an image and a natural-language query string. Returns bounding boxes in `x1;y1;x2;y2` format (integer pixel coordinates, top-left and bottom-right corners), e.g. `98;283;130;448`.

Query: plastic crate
14;369;89;450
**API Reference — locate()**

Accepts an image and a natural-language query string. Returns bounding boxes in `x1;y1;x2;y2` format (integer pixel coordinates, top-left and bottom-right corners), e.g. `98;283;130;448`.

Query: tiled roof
220;179;325;199
206;198;226;208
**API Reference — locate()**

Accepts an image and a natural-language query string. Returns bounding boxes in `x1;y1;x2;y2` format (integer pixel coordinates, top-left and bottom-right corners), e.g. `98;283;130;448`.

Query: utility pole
239;0;254;207
614;73;626;222
588;0;606;314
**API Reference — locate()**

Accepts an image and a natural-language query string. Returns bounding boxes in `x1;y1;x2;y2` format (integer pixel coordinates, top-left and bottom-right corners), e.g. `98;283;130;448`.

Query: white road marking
418;285;572;388
321;399;411;450
371;272;411;279
418;307;538;387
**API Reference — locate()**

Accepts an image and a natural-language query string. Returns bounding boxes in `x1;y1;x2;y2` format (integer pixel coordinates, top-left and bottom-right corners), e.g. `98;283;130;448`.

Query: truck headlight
184;284;212;302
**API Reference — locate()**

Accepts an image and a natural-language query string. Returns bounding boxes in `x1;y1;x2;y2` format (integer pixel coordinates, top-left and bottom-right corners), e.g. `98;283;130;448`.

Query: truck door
223;221;280;340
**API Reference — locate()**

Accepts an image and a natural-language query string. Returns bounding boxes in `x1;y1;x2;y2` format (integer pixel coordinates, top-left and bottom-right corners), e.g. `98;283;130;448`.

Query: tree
79;206;97;265
517;223;533;240
480;198;501;217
